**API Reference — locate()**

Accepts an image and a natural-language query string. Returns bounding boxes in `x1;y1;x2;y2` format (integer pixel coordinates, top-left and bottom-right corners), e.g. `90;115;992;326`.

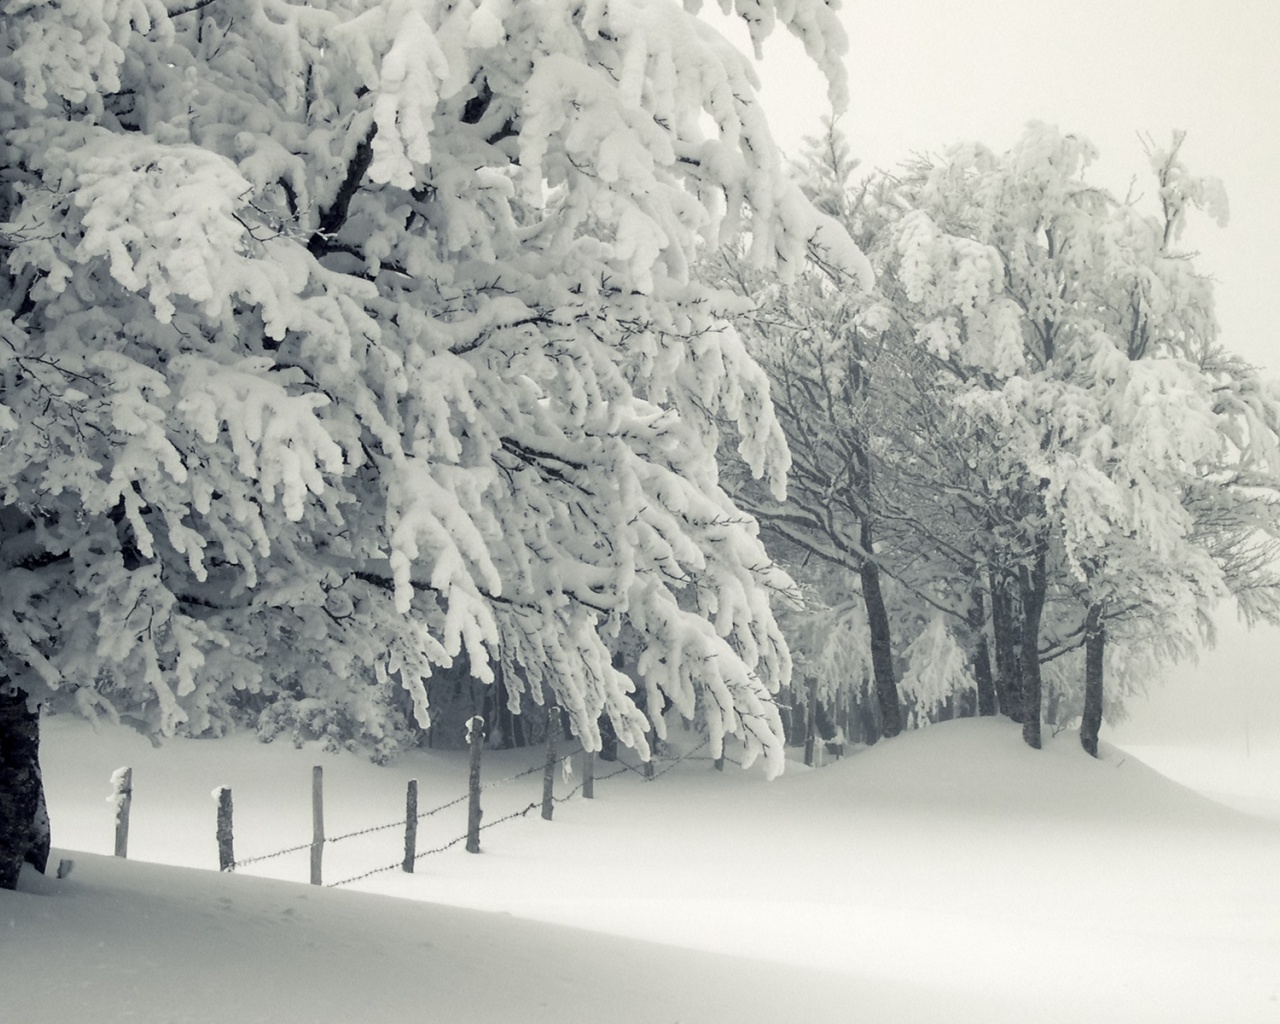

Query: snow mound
779;717;1254;827
4;852;856;1024
16;715;1280;1024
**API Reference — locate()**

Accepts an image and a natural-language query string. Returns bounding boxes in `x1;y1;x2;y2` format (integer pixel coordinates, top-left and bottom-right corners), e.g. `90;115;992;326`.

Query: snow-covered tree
887;125;1280;751
710;126;918;741
720;121;1280;760
898;615;971;728
0;0;869;887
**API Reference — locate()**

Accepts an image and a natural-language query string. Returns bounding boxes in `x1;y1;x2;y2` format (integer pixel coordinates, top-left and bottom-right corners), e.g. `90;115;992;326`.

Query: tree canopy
718;122;1280;751
0;0;870;798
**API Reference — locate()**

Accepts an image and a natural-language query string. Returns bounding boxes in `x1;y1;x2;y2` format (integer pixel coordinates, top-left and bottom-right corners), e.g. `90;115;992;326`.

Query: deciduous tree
0;0;868;886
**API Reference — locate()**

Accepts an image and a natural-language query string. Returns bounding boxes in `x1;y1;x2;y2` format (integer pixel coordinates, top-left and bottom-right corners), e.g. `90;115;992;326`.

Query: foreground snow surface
5;717;1280;1023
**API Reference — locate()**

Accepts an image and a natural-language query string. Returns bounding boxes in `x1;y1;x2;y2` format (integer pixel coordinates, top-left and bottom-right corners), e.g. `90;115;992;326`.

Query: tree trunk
989;569;1022;721
803;675;818;767
1017;547;1048;750
597;714;618;762
494;684;525;750
1080;602;1106;758
968;587;997;717
859;523;902;739
0;689;50;890
859;698;880;746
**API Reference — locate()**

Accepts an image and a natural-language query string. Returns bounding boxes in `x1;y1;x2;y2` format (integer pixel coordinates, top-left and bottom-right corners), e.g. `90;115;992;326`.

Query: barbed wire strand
326;756;626;888
233;839;316;869
253;740;727;883
233;753;567;868
326;801;542;888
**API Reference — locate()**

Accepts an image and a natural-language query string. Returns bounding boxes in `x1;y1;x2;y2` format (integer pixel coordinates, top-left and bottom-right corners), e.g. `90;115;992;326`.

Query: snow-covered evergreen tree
0;0;867;886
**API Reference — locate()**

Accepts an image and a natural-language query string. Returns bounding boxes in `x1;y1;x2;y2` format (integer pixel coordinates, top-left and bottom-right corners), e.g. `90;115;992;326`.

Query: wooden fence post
110;766;132;858
643;725;656;780
310;765;324;886
582;750;595;800
541;706;559;820
804;675;818;767
403;778;418;873
714;747;725;772
215;786;234;871
466;716;484;854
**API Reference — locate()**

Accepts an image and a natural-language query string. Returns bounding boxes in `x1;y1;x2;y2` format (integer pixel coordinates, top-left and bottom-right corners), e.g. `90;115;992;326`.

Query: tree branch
309;125;377;255
168;0;218;16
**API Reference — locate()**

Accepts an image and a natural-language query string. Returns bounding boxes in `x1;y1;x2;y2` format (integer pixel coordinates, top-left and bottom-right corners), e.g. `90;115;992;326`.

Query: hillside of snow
4;716;1279;1023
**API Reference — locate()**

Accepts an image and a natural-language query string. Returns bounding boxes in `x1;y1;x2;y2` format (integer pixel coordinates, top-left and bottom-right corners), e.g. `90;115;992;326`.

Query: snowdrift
4;853;850;1024
775;716;1252;825
4;716;1278;1024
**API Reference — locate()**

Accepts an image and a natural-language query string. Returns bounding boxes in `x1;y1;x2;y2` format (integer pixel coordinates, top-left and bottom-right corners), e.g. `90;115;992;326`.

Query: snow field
5;715;1280;1023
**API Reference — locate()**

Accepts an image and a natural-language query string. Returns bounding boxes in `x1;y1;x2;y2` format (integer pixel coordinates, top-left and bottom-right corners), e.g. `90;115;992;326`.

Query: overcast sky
717;0;1280;745
727;0;1278;374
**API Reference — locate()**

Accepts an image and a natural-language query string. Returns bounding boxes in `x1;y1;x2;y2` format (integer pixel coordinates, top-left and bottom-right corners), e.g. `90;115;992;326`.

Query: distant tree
720;122;1280;758
0;0;869;887
712;126;921;740
885;125;1280;751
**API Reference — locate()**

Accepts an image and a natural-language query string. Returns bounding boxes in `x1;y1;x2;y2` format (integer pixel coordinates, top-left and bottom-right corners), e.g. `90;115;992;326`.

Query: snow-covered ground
5;714;1279;1023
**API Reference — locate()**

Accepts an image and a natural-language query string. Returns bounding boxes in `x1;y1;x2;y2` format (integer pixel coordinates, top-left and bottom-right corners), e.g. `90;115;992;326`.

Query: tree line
717;122;1280;755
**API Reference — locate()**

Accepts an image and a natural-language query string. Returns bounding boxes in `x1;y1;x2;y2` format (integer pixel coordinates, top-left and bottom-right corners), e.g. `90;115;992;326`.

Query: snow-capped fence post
804;676;819;768
643;725;656;780
402;779;417;873
714;748;725;772
582;750;595;800
109;767;132;858
310;766;324;885
214;786;234;871
466;716;484;854
541;706;559;821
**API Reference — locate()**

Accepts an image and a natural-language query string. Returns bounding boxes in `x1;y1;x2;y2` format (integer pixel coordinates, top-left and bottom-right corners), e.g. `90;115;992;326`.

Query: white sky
716;0;1280;745
723;0;1279;376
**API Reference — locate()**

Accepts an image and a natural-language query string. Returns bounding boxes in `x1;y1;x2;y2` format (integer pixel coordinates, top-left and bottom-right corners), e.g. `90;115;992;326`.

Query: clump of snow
105;766;131;812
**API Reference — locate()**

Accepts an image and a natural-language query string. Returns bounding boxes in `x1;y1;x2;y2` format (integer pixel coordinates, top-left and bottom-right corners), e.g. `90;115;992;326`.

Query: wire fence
230;756;558;872
321;746;700;888
111;735;733;890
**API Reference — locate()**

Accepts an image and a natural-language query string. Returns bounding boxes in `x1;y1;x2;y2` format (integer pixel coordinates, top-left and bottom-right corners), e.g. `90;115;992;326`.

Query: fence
107;711;728;889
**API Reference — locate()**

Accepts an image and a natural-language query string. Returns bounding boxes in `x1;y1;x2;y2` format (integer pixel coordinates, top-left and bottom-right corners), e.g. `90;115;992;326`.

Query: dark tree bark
1017;546;1048;750
597;654;627;761
859;523;902;739
973;641;995;716
968;587;997;716
1080;602;1106;758
309;125;376;254
597;713;618;761
803;675;818;766
859;699;880;746
0;689;50;890
989;568;1022;721
780;683;799;746
491;671;526;749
